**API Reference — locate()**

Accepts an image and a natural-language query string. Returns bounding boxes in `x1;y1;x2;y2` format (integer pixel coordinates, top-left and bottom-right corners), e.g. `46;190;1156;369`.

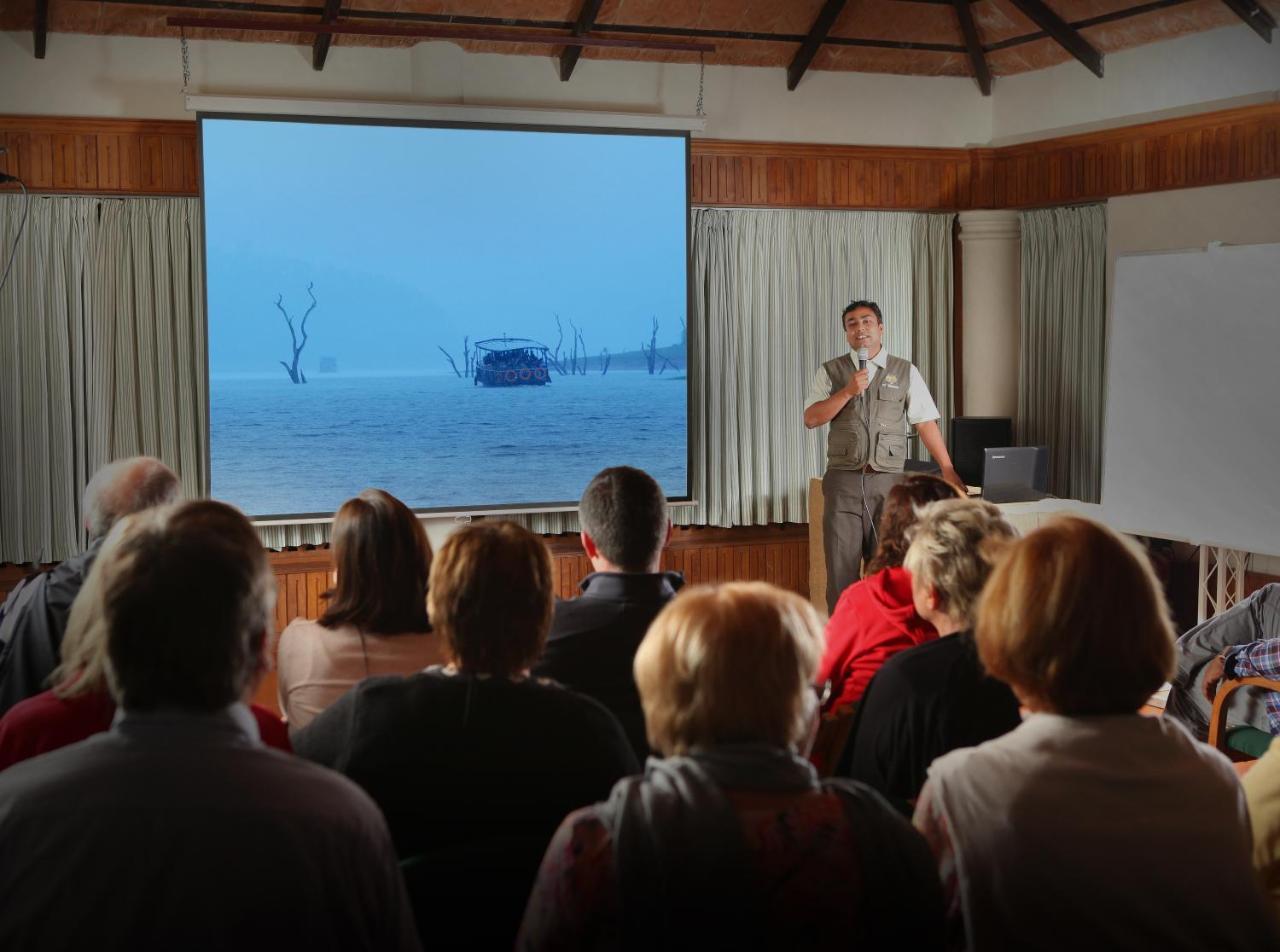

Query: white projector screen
1102;242;1280;556
201;115;690;520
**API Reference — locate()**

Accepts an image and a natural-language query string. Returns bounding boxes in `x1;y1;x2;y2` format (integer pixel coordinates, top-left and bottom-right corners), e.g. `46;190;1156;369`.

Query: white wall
1107;179;1280;574
991;25;1280;143
0;31;991;148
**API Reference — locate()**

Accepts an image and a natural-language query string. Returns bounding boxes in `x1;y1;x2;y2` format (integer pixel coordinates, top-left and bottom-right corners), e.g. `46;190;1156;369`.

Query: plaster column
957;210;1021;421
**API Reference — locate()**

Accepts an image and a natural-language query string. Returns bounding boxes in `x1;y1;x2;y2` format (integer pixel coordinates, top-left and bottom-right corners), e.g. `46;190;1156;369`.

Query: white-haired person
837;499;1021;812
519;581;945;950
914;516;1279;950
0;456;179;714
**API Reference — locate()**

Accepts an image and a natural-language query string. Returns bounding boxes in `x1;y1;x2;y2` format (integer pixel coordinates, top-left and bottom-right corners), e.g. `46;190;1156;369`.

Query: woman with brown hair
294;521;637;950
914;516;1278;950
276;489;445;729
816;473;963;714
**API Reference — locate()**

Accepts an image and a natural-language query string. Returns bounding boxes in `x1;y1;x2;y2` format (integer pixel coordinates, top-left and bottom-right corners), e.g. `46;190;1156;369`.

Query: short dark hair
428;522;552;678
578;466;668;572
319;489;431;635
841;300;883;327
105;501;273;712
865;474;966;575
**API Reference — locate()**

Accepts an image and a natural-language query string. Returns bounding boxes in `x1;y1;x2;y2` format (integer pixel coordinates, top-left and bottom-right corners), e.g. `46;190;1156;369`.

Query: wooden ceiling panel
830;0;963;45
8;0;1279;84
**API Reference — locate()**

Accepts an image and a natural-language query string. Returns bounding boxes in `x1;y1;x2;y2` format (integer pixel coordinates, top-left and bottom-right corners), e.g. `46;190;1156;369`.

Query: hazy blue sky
203;118;688;375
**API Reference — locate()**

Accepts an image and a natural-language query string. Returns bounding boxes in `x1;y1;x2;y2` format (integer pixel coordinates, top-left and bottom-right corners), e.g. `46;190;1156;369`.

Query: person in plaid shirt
1202;630;1280;733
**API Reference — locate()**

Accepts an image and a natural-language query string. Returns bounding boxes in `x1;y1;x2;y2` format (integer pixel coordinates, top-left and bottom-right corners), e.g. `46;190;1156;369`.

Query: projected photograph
203;117;689;517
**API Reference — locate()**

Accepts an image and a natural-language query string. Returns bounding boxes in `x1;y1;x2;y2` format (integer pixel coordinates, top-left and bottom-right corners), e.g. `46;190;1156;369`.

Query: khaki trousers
821;469;903;614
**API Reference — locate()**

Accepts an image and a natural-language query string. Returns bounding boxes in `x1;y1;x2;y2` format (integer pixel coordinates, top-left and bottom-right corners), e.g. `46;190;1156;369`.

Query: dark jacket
293;668;638;949
533;571;684;761
837;631;1022;815
0;541;101;716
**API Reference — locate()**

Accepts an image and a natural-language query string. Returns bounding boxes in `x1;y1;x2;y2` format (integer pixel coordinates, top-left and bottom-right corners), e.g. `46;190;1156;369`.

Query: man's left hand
940;466;966;493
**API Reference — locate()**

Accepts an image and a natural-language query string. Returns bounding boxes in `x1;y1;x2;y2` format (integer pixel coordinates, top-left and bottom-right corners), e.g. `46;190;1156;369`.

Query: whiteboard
1102;242;1280;556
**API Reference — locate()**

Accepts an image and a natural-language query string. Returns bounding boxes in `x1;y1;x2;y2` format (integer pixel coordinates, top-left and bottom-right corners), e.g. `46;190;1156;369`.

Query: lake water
210;371;689;516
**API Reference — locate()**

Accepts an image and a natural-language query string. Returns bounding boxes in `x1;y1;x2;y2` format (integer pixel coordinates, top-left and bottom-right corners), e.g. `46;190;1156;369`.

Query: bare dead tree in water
574;325;588;375
438;346;462;377
463;336;474;376
658;354;680;374
599;348;611;375
275;283;316;384
548;314;568;376
641;317;660;375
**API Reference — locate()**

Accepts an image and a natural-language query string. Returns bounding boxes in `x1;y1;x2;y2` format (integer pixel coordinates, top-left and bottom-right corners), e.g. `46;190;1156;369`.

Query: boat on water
473;337;553;388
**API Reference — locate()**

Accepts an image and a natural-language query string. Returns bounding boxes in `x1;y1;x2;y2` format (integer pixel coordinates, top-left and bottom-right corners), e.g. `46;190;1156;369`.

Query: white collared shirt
805;348;940;425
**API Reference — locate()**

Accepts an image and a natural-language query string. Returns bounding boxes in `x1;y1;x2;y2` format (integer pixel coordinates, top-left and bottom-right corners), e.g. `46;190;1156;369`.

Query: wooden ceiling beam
559;0;605;82
951;0;990;95
166;15;716;53
34;0;49;58
312;0;342;71
1007;0;1103;77
787;0;850;91
1220;0;1275;42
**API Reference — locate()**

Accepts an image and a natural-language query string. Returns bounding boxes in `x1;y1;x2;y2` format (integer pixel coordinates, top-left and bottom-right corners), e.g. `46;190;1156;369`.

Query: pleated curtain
0;195;209;562
1018;205;1107;502
1;197;953;558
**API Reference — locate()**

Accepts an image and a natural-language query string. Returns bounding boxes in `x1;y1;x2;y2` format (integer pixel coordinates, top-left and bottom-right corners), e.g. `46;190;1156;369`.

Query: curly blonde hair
902;498;1015;626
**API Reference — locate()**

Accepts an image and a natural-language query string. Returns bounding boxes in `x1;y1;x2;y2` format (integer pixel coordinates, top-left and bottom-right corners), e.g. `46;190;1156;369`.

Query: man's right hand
1202;652;1230;703
843;369;870;400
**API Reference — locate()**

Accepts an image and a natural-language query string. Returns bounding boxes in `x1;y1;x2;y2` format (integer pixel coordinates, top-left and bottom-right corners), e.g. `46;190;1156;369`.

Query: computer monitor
950;417;1014;487
981;446;1050;503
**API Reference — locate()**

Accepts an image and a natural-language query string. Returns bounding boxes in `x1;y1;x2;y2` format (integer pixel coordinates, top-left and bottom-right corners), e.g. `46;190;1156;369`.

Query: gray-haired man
0;457;179;714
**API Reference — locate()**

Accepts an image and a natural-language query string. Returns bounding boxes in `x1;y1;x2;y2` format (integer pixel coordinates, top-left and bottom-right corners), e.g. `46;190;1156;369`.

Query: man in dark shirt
533;466;682;760
0;456;179;715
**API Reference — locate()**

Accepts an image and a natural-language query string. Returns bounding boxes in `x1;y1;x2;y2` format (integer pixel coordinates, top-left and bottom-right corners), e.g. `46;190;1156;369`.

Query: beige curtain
1018;204;1107;502
0;195;207;563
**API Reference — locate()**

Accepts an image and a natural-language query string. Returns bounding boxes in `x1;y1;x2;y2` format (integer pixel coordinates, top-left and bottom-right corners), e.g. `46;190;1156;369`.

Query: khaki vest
823;352;913;473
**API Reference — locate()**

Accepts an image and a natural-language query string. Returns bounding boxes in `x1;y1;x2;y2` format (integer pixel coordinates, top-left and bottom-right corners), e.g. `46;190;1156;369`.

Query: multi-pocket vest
822;352;913;473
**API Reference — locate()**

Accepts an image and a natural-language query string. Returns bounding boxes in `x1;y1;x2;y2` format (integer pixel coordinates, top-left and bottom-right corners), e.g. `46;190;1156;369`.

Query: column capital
957;209;1021;243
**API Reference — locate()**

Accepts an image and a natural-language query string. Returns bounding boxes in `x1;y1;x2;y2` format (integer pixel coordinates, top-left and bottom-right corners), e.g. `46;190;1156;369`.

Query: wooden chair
1207;676;1280;764
810;704;858;777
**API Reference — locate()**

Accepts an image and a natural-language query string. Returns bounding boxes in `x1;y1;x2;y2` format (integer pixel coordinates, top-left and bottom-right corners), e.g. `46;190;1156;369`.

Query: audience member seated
0;457;178;715
816;474;963;715
836;499;1019;812
1243;739;1280;916
532;465;681;760
519;582;945;951
0;513;288;771
294;521;638;950
1165;583;1280;740
276;489;446;729
913;516;1279;950
0;500;419;951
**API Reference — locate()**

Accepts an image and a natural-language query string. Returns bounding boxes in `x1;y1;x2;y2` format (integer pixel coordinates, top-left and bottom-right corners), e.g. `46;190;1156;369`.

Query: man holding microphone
804;300;963;614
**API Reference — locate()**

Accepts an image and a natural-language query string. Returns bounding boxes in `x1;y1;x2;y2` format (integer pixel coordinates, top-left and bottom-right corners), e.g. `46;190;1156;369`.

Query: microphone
857;347;869;371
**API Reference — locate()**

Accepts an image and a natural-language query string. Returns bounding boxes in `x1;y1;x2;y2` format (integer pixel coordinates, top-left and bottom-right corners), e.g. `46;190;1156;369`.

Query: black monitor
950;417;1013;487
981;446;1050;503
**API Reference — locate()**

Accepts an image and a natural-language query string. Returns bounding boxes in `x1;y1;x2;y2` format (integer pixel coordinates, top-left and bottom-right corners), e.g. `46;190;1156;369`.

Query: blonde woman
519;582;945;950
839;499;1019;810
914;516;1278;950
